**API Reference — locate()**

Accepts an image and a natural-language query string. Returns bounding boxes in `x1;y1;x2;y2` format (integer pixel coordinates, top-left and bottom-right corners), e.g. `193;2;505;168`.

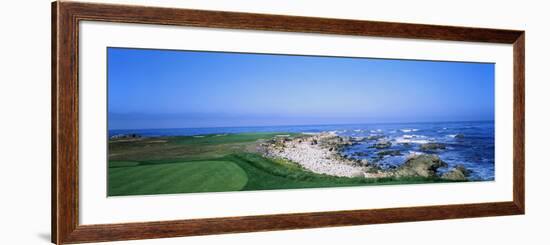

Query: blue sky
108;47;494;130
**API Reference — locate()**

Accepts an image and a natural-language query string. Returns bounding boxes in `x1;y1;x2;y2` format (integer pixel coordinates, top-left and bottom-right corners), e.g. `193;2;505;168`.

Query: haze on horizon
108;47;494;130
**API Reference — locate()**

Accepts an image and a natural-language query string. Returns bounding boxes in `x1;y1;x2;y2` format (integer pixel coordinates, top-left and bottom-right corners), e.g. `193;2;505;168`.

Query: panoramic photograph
107;47;495;197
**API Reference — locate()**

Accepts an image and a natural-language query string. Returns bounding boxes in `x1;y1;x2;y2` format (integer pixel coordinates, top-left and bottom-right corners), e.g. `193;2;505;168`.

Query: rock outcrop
395;154;448;178
441;164;471;181
366;135;384;140
377;150;402;156
420;142;446;151
262;132;388;178
352;151;369;157
262;133;473;182
371;140;392;149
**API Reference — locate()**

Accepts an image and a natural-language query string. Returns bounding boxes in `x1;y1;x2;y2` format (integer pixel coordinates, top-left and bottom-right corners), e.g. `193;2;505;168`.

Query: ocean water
109;121;495;181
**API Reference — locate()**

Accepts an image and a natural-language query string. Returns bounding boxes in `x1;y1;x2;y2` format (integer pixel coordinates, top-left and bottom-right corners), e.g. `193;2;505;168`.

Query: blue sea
109;121;494;181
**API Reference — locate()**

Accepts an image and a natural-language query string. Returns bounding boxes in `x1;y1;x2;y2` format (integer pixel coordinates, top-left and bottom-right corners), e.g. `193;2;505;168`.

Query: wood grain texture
51;1;525;244
60;1;523;43
51;1;58;243
53;1;80;244
513;33;525;213
64;202;521;244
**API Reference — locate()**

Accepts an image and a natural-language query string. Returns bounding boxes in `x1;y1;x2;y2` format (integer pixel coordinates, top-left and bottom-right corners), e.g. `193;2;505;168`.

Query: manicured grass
168;132;298;145
224;153;454;191
108;132;294;162
108;132;458;196
109;153;453;196
109;161;140;168
108;160;247;196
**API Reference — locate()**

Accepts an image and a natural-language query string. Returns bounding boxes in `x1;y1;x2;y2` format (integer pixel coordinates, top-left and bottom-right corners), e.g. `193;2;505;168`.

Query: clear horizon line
108;119;495;131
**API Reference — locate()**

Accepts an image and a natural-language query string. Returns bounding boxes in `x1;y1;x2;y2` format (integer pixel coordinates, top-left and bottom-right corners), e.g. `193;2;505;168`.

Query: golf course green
108;132;445;196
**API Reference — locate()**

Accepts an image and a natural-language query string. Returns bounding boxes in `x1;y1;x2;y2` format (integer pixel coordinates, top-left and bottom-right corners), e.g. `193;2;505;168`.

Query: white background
79;21;513;225
0;0;548;244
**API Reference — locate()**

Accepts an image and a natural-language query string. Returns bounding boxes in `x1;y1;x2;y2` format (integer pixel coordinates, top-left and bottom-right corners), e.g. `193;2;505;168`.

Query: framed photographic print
52;1;525;244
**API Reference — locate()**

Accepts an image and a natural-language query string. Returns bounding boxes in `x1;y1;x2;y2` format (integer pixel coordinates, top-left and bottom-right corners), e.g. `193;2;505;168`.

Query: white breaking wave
408;151;425;156
400;128;419;133
402;134;426;139
395;136;430;144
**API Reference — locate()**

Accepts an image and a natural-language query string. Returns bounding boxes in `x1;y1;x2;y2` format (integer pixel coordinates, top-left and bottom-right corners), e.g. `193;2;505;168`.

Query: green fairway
108;132;296;163
108;160;248;196
225;153;449;191
108;132;453;196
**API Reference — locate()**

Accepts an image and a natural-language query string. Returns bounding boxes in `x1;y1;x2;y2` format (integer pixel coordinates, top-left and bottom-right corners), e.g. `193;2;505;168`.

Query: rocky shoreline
260;132;470;181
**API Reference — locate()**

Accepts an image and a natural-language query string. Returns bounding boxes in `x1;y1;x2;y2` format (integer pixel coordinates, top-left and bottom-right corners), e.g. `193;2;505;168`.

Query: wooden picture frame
52;1;525;244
